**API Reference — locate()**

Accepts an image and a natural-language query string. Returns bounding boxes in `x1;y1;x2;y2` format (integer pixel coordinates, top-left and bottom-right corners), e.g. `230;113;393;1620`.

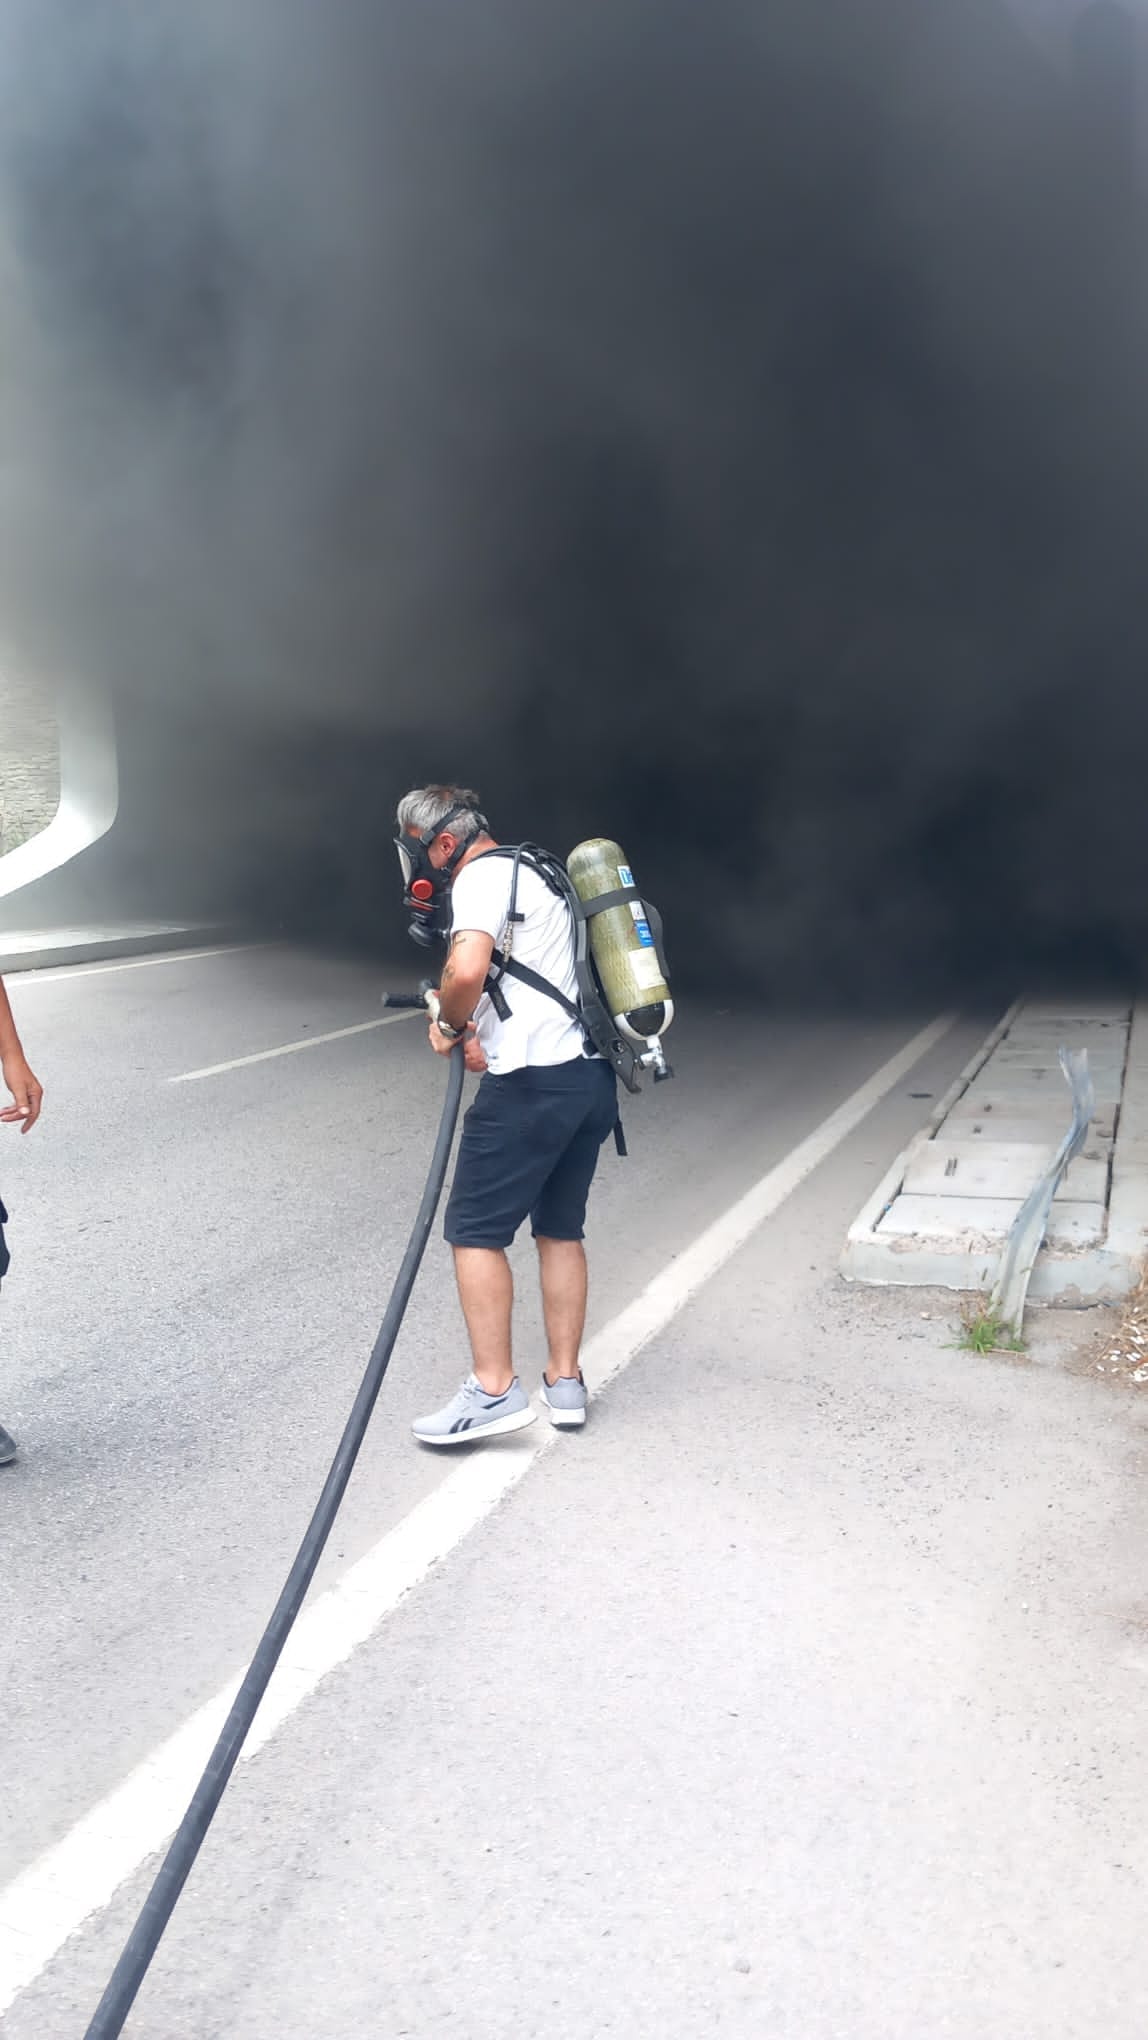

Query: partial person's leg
530;1063;618;1427
412;1245;534;1442
452;1246;514;1395
535;1236;588;1383
0;1231;14;1460
413;1071;566;1446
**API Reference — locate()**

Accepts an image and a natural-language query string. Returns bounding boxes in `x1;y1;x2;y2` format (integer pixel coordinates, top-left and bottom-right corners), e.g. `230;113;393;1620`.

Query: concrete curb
0;924;238;974
839;1001;1023;1295
841;999;1145;1306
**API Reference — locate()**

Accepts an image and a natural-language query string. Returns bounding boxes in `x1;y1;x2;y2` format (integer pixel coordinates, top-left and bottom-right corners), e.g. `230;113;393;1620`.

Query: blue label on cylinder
616;864;654;945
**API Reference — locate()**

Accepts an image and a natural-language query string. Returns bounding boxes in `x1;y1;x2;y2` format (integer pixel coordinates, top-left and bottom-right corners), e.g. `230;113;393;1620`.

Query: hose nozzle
382;978;438;1013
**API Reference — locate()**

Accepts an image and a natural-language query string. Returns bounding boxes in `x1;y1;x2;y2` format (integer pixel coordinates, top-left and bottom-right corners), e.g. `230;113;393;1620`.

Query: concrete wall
0;669;60;857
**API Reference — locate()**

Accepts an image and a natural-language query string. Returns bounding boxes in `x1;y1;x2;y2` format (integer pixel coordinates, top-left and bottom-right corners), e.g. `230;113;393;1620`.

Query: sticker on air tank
616;865;655;946
629;948;665;992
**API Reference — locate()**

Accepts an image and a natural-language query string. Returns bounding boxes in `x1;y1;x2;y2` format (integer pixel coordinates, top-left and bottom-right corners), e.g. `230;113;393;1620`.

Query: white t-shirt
450;852;587;1074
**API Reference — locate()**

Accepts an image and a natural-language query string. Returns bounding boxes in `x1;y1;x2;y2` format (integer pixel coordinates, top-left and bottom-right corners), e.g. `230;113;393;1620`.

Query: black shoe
0;1424;18;1465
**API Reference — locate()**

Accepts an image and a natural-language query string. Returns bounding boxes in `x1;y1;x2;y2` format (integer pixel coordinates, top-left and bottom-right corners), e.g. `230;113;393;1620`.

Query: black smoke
1;0;1147;1004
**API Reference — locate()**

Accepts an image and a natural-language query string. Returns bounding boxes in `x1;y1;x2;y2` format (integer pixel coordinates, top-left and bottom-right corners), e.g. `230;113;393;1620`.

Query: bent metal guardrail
990;1046;1095;1339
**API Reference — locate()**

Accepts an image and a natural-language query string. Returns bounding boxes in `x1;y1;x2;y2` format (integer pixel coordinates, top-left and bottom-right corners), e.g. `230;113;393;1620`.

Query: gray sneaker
540;1371;588;1429
412;1372;537;1447
0;1424;17;1466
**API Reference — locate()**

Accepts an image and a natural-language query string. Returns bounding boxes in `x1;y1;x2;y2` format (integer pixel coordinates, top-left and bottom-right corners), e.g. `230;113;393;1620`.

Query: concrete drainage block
841;1000;1148;1306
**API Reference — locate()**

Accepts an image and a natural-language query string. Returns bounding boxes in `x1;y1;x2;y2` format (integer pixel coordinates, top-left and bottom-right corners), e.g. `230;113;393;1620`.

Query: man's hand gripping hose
82;986;465;2038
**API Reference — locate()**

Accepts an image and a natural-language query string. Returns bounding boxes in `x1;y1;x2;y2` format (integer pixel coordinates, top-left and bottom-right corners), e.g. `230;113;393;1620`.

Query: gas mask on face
394;802;485;949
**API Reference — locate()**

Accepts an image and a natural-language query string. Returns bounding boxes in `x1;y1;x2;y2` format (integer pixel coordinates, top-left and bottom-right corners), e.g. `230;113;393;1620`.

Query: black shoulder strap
468;841;566;904
490;951;582;1025
473;843;583;1026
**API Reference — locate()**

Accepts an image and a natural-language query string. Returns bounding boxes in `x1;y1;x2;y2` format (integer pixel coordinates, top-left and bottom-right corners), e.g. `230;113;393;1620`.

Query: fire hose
84;987;462;2038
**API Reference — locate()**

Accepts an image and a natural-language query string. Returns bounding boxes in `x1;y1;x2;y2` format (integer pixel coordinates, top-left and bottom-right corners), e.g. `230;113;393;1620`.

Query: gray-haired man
1;973;43;1465
394;785;618;1445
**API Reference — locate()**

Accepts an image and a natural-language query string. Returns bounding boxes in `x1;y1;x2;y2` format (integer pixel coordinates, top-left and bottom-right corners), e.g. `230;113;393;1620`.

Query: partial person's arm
0;976;43;1132
427;929;495;1062
437;929;495;1031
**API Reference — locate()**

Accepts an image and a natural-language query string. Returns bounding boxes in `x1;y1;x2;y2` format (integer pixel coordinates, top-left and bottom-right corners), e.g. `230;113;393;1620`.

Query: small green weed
956;1301;1027;1355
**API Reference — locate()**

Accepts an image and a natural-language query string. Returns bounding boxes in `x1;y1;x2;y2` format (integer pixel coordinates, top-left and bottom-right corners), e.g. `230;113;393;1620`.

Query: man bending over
396;785;617;1445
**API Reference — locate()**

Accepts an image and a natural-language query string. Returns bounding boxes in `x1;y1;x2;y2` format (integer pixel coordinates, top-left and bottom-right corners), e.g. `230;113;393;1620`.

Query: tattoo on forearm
437;933;492;1026
443;931;479;992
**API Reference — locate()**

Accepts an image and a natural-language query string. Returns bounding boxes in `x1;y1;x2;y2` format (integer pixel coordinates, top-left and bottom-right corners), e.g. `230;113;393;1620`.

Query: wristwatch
435;1016;463;1042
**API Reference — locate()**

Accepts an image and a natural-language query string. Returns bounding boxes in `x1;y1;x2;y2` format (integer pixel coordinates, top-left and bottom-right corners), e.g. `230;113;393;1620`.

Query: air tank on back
567;838;674;1073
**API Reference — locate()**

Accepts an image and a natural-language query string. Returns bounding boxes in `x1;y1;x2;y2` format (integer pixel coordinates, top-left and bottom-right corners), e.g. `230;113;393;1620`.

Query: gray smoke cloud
0;0;1146;1000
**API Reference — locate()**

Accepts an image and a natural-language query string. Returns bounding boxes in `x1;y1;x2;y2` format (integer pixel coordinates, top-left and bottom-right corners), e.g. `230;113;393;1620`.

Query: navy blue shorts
444;1057;618;1250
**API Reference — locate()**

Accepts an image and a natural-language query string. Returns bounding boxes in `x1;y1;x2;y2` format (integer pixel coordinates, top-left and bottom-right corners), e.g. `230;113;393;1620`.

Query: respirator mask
394;802;485;949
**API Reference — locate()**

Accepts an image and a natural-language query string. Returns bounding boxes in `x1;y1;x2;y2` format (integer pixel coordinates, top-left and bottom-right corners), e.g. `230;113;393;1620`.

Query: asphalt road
3;945;1146;2037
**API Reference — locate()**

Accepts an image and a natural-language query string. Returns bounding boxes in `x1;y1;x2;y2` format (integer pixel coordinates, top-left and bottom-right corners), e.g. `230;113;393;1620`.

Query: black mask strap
415;802;487;870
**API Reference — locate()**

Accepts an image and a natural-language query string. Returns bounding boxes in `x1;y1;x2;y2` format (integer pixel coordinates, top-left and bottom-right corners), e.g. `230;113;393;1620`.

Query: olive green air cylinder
567;837;672;1042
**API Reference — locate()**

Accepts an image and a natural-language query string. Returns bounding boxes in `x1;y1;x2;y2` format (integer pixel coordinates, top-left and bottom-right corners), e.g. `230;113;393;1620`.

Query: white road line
7;944;265;987
585;1010;956;1396
169;1010;420;1083
0;1011;954;2014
